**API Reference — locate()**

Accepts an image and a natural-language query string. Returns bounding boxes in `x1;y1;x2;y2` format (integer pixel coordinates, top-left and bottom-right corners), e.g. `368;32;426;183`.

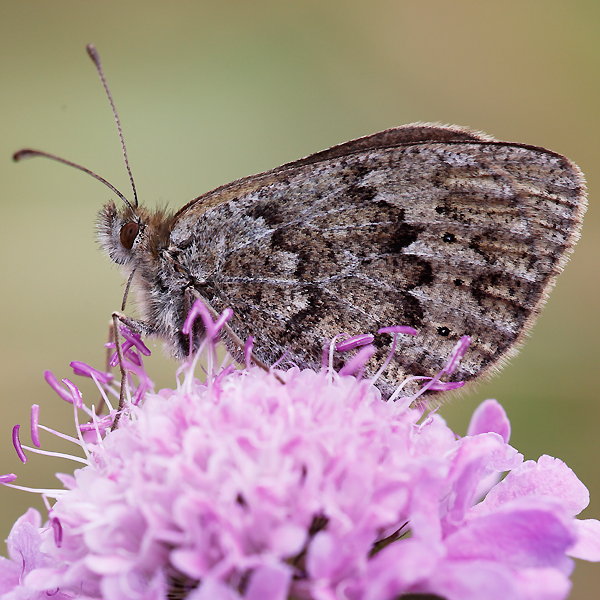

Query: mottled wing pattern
170;126;586;399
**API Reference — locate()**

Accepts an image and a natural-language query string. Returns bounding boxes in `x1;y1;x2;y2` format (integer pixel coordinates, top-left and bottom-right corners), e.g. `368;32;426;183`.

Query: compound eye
120;222;139;250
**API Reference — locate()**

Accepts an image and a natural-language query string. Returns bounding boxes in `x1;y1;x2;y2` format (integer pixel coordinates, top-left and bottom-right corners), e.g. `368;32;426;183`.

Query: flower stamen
12;425;27;464
30;404;40;448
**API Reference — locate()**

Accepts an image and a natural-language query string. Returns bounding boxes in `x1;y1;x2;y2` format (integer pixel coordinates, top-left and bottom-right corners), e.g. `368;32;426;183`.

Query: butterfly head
97;201;175;268
97;201;146;266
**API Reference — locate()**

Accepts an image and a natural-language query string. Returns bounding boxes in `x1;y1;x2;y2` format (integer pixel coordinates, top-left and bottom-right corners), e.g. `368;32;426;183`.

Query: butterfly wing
170;124;586;398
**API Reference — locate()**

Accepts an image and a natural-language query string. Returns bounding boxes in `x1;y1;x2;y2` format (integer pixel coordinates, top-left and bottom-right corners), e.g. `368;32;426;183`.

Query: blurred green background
1;1;599;597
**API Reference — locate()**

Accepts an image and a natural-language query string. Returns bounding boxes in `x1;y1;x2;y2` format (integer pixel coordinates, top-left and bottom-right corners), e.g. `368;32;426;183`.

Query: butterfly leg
110;313;127;430
109;311;158;430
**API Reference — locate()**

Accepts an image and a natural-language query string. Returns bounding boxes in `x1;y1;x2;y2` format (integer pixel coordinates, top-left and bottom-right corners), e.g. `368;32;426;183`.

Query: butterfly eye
120;222;139;250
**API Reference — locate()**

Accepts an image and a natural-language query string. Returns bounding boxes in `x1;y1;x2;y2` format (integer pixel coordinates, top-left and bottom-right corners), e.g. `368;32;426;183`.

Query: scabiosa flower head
2;302;599;600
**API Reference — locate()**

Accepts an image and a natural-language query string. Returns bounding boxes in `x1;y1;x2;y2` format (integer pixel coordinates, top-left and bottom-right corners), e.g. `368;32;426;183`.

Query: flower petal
364;538;442;600
472;455;590;518
245;564;292;600
447;498;576;569
188;578;241;600
467;399;511;443
567;519;600;561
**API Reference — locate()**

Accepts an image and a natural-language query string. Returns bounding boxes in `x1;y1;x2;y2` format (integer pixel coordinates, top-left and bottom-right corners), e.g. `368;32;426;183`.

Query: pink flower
1;303;599;599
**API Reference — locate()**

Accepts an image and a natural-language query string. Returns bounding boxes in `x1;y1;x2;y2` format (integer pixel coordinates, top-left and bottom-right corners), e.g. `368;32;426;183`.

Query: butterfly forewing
164;126;587;399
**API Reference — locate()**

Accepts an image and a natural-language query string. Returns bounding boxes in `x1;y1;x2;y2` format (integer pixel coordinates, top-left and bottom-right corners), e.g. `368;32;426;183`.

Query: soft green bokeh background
1;1;599;597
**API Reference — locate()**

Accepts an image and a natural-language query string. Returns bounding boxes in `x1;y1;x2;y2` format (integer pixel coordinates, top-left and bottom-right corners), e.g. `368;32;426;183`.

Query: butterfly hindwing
166;125;586;398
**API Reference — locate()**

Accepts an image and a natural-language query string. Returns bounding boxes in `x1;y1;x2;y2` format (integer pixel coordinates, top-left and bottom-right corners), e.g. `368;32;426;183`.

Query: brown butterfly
15;45;587;401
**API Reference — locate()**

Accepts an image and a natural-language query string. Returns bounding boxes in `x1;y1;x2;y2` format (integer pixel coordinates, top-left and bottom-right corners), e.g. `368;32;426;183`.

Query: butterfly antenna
86;44;139;208
13;149;136;213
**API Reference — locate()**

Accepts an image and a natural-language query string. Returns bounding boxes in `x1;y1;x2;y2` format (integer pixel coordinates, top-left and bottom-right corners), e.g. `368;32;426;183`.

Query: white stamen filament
20;444;89;465
2;483;68;498
389;375;432;403
37;425;82;446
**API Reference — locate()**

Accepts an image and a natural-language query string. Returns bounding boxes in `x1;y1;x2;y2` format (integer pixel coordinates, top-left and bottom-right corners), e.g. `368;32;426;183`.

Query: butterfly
16;46;587;400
